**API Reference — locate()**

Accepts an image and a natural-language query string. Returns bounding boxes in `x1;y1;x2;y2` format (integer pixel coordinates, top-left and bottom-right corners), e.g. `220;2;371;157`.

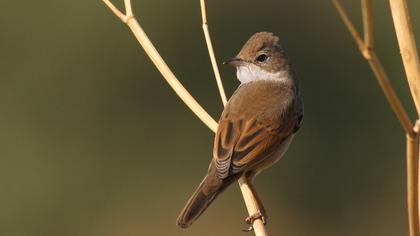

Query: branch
200;0;228;106
102;1;267;235
124;0;133;17
102;0;126;22
332;0;367;58
199;1;266;234
389;0;420;115
407;128;420;236
332;0;414;137
389;1;420;235
238;178;269;236
102;0;217;133
361;0;374;49
333;1;419;236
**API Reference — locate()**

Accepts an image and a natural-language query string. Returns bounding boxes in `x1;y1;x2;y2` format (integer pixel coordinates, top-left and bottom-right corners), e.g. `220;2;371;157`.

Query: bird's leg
242;172;268;232
244;186;267;224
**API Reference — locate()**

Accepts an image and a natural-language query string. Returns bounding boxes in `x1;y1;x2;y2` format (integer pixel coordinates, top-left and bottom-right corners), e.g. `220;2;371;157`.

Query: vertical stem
101;1;271;234
200;0;228;106
390;1;420;234
407;133;420;236
239;177;268;236
361;0;374;49
199;1;266;234
389;0;420;115
124;0;133;17
125;15;267;235
333;0;414;136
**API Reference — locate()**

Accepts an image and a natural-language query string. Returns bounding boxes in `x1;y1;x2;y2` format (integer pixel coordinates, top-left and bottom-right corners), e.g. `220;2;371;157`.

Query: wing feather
212;80;303;179
214;117;292;178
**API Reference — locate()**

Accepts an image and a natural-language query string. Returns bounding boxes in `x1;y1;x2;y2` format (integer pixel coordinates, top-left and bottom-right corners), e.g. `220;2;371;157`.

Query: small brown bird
177;32;303;229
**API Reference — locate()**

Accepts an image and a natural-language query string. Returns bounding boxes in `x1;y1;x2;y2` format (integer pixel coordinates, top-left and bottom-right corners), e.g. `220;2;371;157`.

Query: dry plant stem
102;1;267;235
367;52;414;137
389;0;420;116
239;177;268;236
407;132;420;236
200;1;266;234
332;0;366;57
333;1;420;236
102;0;218;133
389;3;420;234
200;0;228;106
361;0;374;49
126;18;219;132
332;0;413;136
102;0;126;20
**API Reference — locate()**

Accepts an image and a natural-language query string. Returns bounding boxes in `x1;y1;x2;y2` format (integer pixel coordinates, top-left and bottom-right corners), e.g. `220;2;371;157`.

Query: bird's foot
242;210;267;232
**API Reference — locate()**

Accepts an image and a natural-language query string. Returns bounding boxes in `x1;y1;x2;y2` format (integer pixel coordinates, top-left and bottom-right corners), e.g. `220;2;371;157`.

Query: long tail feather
176;172;239;228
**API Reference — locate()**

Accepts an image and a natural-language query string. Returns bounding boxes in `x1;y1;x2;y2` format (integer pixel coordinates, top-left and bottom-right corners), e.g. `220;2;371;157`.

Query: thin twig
333;1;420;236
102;1;267;235
361;0;374;49
332;0;366;57
199;1;266;234
124;0;133;17
239;178;268;236
332;0;413;137
102;0;217;132
407;131;420;236
200;0;228;106
389;0;420;115
389;2;420;235
367;53;414;137
102;0;126;22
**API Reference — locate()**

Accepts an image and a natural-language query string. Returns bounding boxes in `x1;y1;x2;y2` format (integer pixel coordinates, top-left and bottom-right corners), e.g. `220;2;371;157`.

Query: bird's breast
224;80;296;122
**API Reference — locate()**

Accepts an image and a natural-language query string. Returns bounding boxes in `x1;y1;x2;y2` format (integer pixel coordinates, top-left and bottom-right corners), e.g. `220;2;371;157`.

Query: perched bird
177;32;303;229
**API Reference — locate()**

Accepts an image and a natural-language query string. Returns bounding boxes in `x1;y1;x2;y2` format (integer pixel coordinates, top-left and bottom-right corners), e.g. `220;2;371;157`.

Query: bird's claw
242;210;267;232
242;226;254;232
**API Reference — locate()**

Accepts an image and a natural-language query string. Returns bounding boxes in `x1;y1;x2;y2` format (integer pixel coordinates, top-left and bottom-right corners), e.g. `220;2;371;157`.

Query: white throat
236;64;290;84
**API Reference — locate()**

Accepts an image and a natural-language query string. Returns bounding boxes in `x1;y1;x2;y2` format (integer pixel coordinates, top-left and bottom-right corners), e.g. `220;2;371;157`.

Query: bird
176;32;303;230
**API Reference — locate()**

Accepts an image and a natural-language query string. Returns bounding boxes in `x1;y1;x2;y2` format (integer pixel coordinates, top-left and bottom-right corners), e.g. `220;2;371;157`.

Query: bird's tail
176;172;238;228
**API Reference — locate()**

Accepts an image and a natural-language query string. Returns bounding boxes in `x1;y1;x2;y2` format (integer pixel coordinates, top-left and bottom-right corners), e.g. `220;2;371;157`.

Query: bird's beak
223;57;245;67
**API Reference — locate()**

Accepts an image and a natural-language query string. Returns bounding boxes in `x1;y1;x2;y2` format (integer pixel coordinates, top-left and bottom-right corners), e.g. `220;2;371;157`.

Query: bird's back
221;80;300;134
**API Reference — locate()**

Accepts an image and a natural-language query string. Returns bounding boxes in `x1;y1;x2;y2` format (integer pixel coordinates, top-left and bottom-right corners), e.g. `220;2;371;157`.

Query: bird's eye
256;54;268;63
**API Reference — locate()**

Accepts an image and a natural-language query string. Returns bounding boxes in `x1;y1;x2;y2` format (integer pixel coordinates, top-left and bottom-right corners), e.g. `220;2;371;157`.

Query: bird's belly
253;135;294;175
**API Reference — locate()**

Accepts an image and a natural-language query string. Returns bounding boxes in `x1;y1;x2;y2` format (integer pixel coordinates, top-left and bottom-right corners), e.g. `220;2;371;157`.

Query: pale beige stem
389;0;420;116
239;177;268;236
361;0;374;49
332;0;413;136
334;1;420;235
200;0;268;236
125;18;218;132
200;0;228;106
124;0;133;17
199;1;266;234
332;0;366;57
102;1;267;235
367;52;414;137
102;0;126;22
389;2;420;234
407;131;420;236
102;0;217;133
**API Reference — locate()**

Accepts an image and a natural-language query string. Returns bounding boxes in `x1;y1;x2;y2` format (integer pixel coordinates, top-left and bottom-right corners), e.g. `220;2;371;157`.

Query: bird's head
224;32;293;84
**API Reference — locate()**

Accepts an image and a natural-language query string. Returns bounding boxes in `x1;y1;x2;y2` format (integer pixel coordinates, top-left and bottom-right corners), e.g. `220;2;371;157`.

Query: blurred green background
1;0;420;235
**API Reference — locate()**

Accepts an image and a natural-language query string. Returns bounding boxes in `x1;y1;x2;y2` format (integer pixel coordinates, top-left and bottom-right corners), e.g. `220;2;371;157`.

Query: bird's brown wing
213;116;296;179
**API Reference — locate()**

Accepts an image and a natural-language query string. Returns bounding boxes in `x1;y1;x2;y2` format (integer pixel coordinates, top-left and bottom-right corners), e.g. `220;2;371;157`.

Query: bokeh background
1;0;420;235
